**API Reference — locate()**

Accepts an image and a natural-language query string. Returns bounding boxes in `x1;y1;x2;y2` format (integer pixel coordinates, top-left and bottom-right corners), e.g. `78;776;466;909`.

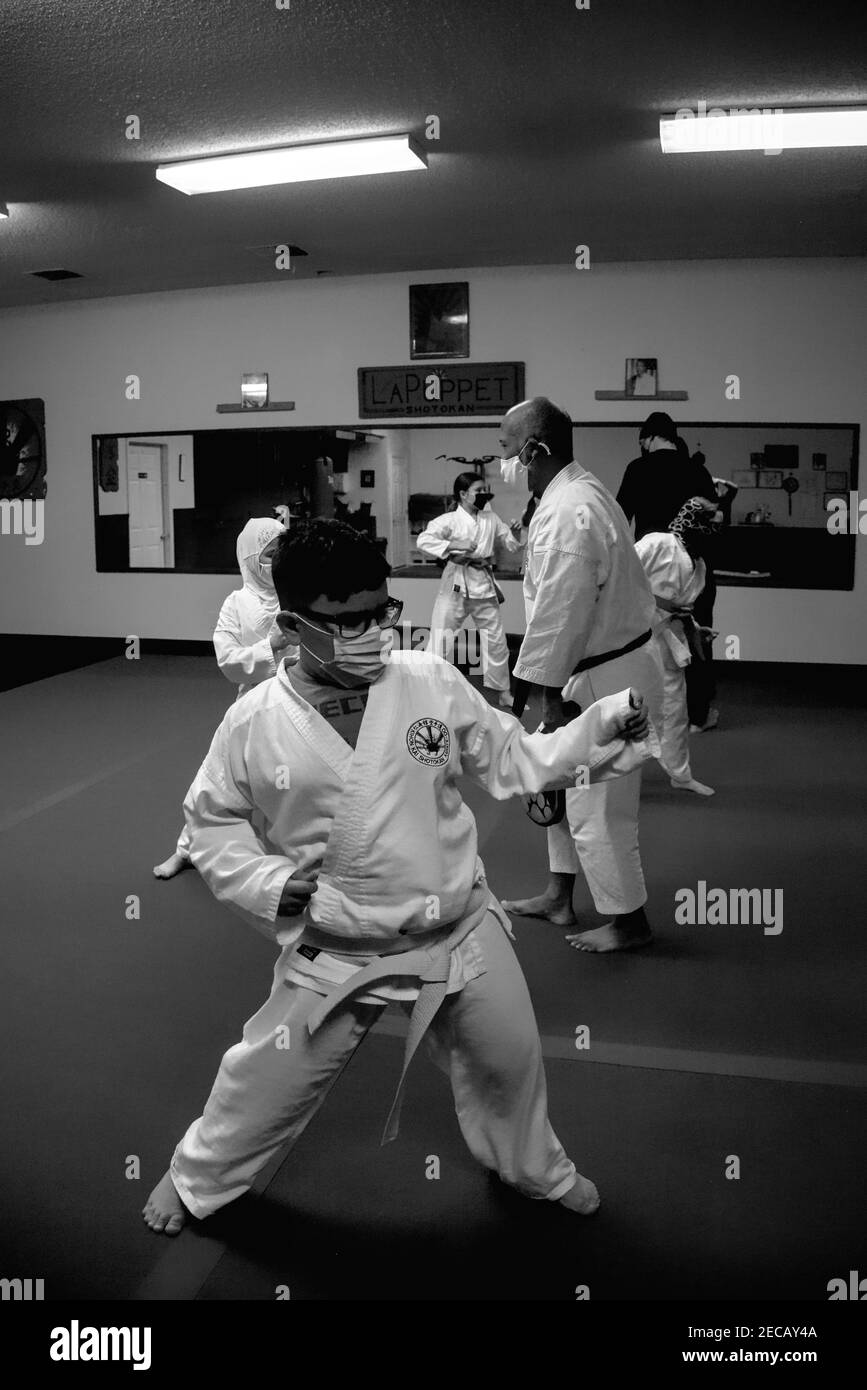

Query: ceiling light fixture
156;134;427;194
660;105;867;153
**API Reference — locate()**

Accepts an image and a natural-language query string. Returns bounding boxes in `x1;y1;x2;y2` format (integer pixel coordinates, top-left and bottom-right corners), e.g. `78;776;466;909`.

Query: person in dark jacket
616;413;716;540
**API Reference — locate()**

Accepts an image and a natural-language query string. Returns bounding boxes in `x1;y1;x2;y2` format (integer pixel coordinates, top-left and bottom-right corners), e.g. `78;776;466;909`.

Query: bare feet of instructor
501;889;577;928
567;906;654;954
502;871;577;927
143;1170;187;1236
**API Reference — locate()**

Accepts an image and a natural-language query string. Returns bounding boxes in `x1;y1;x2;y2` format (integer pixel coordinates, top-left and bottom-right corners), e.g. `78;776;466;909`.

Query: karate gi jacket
417;506;522;600
635;532;707;668
514;462;657;689
183;650;653;950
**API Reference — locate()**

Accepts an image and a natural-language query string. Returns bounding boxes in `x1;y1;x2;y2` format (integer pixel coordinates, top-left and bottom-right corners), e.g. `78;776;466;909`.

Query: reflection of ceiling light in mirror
660;106;867;153
0;203;8;219
442;313;468;324
156;135;427;194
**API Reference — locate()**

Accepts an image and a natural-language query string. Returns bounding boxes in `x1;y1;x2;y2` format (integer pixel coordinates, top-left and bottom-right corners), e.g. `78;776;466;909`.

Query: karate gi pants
653;634;693;785
170;910;577;1218
547;646;664;916
685;580;717;727
429;590;510;693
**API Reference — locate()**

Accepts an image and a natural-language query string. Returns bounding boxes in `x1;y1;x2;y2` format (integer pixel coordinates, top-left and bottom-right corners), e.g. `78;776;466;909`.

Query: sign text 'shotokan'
358;363;525;418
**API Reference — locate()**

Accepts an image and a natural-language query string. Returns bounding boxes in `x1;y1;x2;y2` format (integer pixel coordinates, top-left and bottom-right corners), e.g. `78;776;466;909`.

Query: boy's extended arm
457;678;658;798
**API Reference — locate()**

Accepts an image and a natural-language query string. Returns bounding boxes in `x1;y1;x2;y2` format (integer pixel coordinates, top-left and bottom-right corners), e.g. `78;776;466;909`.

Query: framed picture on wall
812;452;827;470
826;470;848;489
733;469;758;488
624;358;658;397
757;470;783;488
409;282;469;359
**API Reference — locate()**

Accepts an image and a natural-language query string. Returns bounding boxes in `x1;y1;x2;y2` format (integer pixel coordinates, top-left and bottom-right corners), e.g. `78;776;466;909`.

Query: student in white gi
417;473;524;708
143;518;656;1235
498;397;664;954
635;498;720;797
153;516;295;879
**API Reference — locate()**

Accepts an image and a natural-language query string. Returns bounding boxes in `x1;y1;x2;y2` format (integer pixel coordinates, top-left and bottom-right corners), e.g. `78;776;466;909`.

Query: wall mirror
93;421;858;590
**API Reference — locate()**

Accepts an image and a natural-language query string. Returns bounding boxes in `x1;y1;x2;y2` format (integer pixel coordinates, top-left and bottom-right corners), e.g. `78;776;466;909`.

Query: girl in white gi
143;518;657;1235
635;498;719;797
417;473;523;708
153;516;294;879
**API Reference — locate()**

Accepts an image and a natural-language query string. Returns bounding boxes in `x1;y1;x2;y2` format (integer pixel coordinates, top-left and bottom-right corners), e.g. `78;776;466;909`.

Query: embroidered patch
406;717;451;767
297;945;320;961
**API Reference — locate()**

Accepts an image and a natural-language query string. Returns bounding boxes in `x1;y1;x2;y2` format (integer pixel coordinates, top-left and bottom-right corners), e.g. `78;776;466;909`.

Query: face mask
500;453;526;486
500;439;549;485
297;618;392;689
473;491;494;510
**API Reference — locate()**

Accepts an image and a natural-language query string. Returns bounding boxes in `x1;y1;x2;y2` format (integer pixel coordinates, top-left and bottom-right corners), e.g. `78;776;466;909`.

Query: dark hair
272;518;391;609
639;410;678;444
452;472;478;506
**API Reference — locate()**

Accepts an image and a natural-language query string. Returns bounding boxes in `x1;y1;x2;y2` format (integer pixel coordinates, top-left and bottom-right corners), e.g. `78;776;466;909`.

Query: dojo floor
1;654;865;1301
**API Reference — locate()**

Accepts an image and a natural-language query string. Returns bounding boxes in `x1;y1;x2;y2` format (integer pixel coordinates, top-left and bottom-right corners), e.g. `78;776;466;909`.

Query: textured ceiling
1;0;865;307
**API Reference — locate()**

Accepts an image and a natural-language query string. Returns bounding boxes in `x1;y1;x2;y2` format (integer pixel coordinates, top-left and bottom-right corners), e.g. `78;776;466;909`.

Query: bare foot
566;922;653;953
153;852;192;880
559;1173;601;1215
670;777;715;796
143;1170;188;1235
501;893;577;927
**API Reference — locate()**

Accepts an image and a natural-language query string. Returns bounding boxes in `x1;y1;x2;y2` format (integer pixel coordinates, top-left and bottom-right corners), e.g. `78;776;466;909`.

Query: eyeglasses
294;597;404;638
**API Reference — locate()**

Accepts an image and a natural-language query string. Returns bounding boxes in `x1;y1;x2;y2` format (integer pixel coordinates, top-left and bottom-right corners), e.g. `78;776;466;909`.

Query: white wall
0;258;864;661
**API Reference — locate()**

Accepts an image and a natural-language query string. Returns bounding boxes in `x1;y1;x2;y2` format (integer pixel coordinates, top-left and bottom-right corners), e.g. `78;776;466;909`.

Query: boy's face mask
294;616;393;689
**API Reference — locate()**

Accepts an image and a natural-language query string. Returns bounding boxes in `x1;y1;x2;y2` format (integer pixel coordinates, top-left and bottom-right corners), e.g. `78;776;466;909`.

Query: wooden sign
358;362;525;418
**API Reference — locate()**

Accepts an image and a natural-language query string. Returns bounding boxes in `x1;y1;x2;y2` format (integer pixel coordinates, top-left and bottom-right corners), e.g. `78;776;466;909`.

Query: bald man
499;398;664;953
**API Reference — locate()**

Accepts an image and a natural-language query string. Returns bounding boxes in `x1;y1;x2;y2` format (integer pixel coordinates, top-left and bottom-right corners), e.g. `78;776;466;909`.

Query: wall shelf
216;402;296;414
594;390;688;401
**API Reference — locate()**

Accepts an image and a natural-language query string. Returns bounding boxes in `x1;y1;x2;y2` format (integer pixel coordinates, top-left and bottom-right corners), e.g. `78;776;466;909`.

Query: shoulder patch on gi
406;717;451;767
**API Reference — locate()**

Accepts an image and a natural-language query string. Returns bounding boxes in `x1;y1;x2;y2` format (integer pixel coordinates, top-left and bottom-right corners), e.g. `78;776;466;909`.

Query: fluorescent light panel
660;106;867;153
156;134;426;194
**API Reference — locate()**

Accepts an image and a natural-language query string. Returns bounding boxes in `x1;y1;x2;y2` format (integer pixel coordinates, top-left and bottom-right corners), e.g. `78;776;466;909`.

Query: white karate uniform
175;517;290;860
170;650;655;1217
417;505;522;692
513;461;664;916
635;532;706;786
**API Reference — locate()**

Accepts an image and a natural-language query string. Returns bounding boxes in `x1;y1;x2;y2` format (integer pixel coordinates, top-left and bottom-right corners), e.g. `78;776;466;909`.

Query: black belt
511;627;652;720
572;628;652;675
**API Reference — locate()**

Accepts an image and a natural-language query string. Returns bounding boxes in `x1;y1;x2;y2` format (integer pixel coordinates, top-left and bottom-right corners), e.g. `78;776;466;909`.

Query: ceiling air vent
29;268;83;281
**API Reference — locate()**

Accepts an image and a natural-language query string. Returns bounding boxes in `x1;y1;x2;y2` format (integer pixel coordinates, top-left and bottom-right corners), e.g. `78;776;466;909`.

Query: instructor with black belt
500;397;664;953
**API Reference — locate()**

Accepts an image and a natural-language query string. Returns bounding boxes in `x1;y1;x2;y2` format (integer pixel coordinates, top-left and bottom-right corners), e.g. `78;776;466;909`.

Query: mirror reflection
93;421;857;589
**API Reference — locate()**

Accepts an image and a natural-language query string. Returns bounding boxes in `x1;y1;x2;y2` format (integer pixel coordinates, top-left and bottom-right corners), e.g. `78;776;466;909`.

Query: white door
127;443;167;567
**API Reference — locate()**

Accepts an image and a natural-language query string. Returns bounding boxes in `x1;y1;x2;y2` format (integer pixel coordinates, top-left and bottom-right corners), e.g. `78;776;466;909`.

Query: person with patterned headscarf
153;517;296;879
634;496;720;796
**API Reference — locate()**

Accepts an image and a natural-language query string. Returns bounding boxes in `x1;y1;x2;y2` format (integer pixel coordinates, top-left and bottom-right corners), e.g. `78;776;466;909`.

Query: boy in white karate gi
144;519;656;1235
635;497;719;796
